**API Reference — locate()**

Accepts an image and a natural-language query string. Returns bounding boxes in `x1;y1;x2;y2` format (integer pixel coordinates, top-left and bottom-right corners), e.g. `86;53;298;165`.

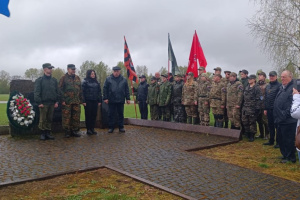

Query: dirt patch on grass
0;168;183;200
195;137;300;183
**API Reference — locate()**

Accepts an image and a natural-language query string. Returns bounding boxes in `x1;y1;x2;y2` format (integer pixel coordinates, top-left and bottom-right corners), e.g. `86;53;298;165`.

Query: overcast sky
0;0;272;77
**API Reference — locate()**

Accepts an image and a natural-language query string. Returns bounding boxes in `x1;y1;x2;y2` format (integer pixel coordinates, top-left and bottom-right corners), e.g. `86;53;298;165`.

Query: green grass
0;104;8;125
0;94;9;101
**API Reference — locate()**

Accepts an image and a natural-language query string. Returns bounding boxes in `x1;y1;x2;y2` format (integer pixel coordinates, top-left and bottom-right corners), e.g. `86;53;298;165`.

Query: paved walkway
0;125;299;199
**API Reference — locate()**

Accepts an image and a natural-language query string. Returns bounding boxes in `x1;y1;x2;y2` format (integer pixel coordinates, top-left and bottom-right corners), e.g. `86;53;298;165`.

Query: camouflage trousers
211;107;224;115
159;105;170;120
38;104;55;131
185;105;197;117
227;106;241;128
198;97;210;126
242;113;257;134
150;104;159;120
62;104;81;131
173;105;186;123
256;110;269;137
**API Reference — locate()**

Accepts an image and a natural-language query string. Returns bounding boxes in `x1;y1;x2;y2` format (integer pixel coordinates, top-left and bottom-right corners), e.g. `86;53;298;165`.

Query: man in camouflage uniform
256;72;269;139
182;72;198;124
147;76;160;120
172;74;185;123
196;67;206;83
226;72;243;130
222;70;231;128
239;69;249;135
59;64;83;137
197;73;211;126
158;74;172;121
242;74;262;142
210;74;226;128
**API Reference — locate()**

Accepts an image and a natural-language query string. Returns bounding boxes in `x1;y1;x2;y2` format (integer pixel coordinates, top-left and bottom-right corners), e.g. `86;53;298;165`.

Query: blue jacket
273;80;297;124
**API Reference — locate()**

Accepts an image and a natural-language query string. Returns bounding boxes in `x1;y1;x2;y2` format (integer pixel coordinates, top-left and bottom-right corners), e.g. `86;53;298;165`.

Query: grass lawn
0;168;182;200
0;104;8;125
0;94;9;101
196;137;300;183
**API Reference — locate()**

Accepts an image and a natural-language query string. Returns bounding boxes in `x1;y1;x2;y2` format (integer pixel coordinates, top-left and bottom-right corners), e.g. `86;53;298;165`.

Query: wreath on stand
7;91;37;130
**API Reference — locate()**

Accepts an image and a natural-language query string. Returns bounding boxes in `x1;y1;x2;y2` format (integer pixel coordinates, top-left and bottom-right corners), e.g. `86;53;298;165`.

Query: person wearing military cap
136;75;149;120
197;73;211;126
158;74;172;121
103;66;130;133
221;70;231;128
147;76;160;120
196;67;206;83
263;71;281;148
242;74;262;142
172;74;186;123
227;72;243;132
59;64;83;137
34;63;59;140
256;71;269;139
210;74;226;127
182;72;198;124
239;69;249;135
214;67;222;75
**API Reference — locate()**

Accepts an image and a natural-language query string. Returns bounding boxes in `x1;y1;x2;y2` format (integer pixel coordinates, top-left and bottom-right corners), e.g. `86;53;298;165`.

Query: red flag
124;36;138;83
186;31;207;78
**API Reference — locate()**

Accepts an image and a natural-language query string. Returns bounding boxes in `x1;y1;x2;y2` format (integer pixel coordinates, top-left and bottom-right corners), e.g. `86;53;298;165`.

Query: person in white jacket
290;88;300;163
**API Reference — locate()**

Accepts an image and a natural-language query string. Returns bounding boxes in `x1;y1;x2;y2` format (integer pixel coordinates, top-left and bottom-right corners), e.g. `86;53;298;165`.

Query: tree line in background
1;58;299;95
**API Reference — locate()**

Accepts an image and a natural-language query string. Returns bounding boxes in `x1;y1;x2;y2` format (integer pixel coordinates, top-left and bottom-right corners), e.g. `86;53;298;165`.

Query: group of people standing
34;64;129;141
34;62;299;163
138;67;299;163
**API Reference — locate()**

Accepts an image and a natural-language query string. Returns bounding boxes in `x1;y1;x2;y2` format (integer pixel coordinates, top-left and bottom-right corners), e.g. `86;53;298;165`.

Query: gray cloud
0;0;272;77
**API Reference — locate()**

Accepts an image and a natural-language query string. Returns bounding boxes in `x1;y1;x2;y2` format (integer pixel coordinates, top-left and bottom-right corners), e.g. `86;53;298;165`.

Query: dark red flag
124;36;138;83
186;31;207;78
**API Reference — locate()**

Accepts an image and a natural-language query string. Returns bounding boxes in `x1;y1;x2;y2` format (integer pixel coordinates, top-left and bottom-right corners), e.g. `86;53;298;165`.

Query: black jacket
172;80;184;105
34;75;59;105
82;78;102;103
103;74;130;104
273;80;297;124
264;80;281;110
137;80;148;102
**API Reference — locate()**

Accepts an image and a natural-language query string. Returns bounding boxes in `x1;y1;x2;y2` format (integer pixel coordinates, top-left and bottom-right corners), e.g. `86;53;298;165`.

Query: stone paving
0;125;300;199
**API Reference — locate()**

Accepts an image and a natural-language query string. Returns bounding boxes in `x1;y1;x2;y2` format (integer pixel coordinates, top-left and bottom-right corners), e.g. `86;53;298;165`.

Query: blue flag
0;0;10;17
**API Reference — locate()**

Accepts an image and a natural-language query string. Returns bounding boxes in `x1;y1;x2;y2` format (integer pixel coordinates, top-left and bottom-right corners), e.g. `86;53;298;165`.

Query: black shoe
280;159;289;163
274;144;280;148
249;138;254;142
263;142;274;146
108;128;114;133
87;130;93;135
64;130;70;138
40;131;46;140
45;130;55;140
119;128;125;133
71;131;81;137
91;129;97;135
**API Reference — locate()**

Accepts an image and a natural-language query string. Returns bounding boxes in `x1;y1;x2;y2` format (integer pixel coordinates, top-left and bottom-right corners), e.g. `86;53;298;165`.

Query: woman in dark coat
82;70;102;135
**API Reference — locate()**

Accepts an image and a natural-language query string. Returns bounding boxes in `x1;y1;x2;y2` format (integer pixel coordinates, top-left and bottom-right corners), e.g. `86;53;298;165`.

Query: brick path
0;125;299;199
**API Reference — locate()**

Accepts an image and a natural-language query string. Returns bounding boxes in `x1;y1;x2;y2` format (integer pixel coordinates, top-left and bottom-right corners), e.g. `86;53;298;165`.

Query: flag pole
130;80;138;119
168;33;170;79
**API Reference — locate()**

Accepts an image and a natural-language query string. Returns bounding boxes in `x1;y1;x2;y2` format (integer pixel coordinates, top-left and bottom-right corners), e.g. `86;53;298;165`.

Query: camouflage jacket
226;80;244;107
256;80;267;109
242;84;262;115
172;80;184;106
157;81;172;106
147;82;159;105
59;73;83;105
209;81;226;107
197;80;211;98
182;80;198;105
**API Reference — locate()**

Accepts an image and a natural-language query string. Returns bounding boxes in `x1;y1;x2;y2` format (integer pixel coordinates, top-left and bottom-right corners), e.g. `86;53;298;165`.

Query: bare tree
135;65;148;77
248;0;300;72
